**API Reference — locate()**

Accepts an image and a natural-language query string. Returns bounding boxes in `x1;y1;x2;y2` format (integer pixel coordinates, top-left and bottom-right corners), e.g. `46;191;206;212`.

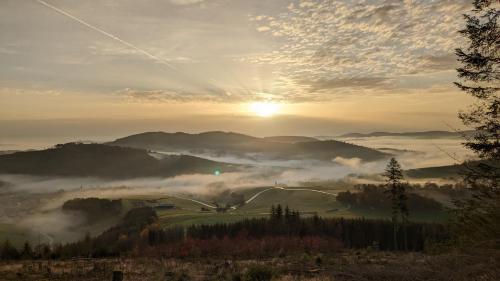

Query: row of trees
270;204;300;222
337;184;443;212
0;241;51;260
186;208;448;252
0;204;450;260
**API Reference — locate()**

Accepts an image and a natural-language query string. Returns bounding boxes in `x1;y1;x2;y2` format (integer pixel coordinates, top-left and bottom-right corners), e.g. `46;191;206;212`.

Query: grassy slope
0;186;449;246
121;186;449;228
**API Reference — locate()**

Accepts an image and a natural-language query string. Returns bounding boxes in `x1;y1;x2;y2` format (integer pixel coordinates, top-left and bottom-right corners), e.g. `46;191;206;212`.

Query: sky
0;0;474;143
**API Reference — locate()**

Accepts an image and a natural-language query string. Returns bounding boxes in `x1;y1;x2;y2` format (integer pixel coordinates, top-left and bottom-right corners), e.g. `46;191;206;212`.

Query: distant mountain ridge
405;163;465;179
338;130;473;139
108;131;389;162
0;142;238;179
405;160;487;179
263;136;319;143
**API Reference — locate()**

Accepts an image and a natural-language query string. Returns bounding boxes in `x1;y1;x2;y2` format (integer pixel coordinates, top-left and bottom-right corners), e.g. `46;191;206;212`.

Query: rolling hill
338;130;474;139
262;136;319;143
405;160;487;179
0;142;239;179
109;131;389;162
405;164;465;179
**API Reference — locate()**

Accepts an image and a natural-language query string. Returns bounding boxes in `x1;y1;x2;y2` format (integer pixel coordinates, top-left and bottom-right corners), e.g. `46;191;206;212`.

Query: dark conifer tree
21;241;34;259
398;184;409;251
275;204;283;220
384;158;405;250
453;0;500;247
284;205;291;221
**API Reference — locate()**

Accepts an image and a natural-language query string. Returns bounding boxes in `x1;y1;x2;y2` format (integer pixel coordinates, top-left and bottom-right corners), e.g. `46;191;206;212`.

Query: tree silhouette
276;204;283;220
384;158;407;250
398;184;409;251
453;0;499;247
21;242;34;259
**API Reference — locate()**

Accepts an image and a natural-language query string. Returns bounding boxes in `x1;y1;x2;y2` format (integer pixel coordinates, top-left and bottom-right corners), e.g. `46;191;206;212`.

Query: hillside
405;164;466;179
0;151;19;156
0;142;238;179
262;136;319;143
109;131;388;162
404;161;487;179
338;130;473;139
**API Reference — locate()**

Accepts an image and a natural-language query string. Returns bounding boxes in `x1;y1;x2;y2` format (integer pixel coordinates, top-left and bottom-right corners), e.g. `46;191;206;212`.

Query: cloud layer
0;0;471;104
246;0;469;97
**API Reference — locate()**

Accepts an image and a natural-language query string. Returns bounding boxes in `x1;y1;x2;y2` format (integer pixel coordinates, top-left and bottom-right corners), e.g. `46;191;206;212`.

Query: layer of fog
0;136;470;245
150;136;471;171
335;136;472;168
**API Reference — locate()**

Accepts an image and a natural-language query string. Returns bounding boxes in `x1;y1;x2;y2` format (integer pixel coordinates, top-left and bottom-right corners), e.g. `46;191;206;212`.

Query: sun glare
249;102;280;117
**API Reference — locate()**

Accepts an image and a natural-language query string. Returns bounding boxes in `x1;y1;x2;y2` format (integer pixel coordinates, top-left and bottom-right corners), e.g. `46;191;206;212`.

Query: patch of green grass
238;188;341;213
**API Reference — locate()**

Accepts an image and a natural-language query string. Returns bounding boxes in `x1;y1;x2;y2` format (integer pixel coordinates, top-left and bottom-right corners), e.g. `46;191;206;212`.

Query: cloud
246;0;470;98
333;157;363;169
168;0;206;5
119;88;243;103
1;0;471;104
0;87;62;97
257;26;271;32
420;54;459;71
308;77;391;91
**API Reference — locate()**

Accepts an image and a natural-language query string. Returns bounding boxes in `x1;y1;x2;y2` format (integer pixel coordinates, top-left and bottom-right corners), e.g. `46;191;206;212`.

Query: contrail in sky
35;0;177;71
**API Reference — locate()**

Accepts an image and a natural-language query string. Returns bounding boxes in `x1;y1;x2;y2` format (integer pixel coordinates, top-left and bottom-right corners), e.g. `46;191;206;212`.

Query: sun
249;102;280;117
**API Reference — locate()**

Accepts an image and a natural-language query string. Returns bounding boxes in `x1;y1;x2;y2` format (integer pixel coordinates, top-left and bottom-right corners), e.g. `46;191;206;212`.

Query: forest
336;184;444;211
0;205;450;260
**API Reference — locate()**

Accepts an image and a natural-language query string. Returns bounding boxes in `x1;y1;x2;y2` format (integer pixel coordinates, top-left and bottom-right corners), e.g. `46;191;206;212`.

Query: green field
0;185;450;247
119;186;450;228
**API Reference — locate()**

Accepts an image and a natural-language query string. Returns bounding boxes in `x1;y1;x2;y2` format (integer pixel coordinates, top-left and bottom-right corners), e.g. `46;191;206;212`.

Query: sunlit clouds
0;0;473;134
247;0;468;96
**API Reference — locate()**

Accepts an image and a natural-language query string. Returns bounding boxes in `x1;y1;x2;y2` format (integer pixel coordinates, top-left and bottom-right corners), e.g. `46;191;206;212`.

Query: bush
243;264;273;281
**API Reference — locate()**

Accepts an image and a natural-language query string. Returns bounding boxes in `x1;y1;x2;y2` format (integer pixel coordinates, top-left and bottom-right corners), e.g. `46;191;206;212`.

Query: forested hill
0;143;238;179
109;131;388;162
338;130;474;139
262;136;319;143
405;160;488;179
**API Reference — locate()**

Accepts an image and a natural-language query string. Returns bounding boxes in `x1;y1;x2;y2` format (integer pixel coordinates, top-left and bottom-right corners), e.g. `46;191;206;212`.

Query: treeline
413;182;470;199
62;197;122;221
0;205;450;260
337;184;444;211
186;205;448;252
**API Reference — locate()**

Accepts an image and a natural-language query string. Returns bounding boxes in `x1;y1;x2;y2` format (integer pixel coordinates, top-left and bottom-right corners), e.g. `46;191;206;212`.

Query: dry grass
0;250;498;281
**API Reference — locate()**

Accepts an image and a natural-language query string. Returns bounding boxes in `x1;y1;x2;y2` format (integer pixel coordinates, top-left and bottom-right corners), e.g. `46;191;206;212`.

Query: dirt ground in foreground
0;250;498;281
